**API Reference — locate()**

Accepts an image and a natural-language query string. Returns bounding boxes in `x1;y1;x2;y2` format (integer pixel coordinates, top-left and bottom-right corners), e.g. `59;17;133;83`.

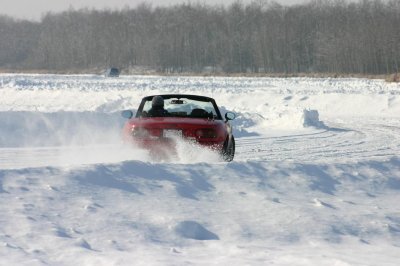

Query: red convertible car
121;94;236;161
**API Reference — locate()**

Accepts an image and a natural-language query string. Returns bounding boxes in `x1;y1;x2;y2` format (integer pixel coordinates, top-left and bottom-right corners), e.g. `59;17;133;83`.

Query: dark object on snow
105;67;120;77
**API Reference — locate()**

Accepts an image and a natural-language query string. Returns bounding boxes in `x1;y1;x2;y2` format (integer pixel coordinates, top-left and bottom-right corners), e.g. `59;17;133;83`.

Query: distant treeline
0;0;399;74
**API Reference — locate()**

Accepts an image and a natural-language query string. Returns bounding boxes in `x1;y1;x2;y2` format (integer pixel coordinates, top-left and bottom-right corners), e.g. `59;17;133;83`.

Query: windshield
141;97;219;119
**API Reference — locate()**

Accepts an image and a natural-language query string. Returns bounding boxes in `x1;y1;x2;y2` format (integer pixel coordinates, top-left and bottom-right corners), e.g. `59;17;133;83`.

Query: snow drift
1;158;400;265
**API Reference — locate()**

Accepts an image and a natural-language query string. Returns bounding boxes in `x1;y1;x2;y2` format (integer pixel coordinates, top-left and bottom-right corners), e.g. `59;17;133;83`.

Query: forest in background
0;0;399;75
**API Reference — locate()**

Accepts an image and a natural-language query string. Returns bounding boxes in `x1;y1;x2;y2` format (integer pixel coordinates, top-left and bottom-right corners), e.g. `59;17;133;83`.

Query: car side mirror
225;112;236;121
121;110;134;119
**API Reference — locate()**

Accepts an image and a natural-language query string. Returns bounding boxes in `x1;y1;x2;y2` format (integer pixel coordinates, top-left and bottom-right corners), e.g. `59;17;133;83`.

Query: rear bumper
128;137;224;151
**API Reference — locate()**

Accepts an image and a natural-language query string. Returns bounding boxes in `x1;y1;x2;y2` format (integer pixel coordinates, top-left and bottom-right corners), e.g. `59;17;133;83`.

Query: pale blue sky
1;0;306;21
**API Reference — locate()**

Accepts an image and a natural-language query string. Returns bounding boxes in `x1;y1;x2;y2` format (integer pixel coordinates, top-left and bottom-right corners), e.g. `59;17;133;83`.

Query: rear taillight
195;128;217;139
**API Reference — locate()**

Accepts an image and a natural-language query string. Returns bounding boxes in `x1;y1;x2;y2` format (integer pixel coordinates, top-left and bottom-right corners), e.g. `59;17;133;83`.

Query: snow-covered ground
0;74;399;265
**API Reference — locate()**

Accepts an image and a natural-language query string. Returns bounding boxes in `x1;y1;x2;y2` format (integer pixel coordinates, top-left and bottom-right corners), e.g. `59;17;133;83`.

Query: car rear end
123;117;227;152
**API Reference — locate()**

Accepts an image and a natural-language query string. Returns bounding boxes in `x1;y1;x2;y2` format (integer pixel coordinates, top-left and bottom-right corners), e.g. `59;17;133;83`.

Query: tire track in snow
235;118;400;163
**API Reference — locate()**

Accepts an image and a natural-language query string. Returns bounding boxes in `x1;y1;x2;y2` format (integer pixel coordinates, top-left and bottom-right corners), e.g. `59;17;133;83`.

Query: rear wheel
221;136;235;162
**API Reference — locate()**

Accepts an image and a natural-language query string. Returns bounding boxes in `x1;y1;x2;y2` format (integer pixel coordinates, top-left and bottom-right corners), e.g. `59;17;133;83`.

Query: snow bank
232;108;325;137
1;158;399;265
1;74;400;117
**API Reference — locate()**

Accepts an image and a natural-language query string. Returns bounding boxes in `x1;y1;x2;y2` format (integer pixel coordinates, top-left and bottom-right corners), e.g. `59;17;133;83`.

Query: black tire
222;136;235;162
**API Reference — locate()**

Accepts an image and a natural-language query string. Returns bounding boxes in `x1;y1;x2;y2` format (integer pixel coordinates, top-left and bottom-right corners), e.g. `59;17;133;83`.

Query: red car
121;94;236;161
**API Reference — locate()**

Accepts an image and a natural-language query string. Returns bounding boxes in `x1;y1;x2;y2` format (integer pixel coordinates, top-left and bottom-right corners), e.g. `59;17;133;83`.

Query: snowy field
0;74;400;265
